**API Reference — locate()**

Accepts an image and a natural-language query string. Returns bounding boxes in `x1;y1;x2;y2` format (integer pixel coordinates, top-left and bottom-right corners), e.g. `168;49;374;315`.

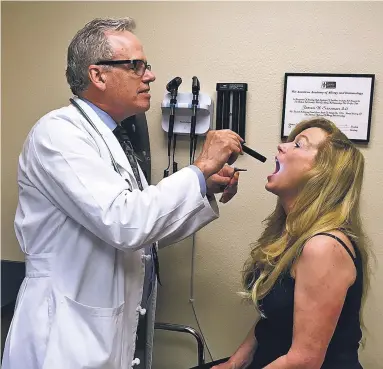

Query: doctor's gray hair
66;17;136;96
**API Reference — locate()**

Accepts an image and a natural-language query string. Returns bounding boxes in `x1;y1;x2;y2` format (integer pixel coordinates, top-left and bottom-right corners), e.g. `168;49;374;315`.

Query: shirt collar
79;98;117;131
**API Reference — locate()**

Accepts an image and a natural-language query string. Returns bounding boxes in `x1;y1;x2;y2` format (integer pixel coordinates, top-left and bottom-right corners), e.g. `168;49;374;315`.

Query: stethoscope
70;97;158;290
70;98;123;177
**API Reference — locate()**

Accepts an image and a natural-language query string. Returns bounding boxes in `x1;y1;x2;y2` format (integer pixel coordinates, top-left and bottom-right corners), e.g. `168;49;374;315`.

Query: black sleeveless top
250;233;364;369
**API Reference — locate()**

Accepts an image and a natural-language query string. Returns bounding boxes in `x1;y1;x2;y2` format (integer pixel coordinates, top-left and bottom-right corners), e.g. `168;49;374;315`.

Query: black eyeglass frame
95;59;151;76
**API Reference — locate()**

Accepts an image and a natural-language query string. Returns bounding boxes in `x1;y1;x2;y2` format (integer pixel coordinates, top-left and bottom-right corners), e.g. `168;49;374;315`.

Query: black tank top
250;233;364;369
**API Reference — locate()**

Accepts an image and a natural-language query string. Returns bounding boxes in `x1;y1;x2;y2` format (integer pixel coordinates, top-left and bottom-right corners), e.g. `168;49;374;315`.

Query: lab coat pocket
43;294;125;369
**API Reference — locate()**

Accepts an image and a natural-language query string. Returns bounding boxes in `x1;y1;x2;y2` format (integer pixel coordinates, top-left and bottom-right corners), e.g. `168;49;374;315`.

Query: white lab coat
2;97;219;369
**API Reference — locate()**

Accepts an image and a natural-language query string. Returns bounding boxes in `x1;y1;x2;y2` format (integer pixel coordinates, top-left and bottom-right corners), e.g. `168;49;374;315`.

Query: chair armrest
154;322;205;366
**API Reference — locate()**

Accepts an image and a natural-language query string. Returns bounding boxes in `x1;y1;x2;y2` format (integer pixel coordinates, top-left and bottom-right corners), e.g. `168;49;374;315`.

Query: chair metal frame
154;322;205;367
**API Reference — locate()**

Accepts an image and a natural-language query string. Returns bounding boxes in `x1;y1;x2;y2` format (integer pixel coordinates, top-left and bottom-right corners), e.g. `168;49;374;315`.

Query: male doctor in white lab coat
2;17;244;369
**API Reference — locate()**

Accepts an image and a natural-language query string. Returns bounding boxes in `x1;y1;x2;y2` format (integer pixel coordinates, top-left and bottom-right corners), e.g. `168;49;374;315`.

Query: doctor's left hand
206;165;240;203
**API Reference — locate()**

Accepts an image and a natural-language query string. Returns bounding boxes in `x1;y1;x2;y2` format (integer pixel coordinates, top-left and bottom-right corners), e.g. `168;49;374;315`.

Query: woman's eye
294;142;301;148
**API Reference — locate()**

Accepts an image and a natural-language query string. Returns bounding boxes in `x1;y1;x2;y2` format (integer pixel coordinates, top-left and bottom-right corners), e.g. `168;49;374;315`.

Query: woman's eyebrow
296;134;310;144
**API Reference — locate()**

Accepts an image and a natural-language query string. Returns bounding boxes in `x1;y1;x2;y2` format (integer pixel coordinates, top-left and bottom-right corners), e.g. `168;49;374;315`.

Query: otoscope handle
169;103;176;116
190;106;197;137
168;114;175;140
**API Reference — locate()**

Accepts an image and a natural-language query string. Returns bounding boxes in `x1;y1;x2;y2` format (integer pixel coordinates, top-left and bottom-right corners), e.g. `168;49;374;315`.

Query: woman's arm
212;322;259;369
264;234;356;369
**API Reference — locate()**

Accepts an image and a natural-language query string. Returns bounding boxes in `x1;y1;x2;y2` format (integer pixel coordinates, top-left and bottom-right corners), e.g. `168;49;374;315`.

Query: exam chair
1;260;25;360
154;322;229;368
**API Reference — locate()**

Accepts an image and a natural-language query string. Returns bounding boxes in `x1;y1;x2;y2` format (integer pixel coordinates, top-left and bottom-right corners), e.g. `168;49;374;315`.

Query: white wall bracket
161;92;213;136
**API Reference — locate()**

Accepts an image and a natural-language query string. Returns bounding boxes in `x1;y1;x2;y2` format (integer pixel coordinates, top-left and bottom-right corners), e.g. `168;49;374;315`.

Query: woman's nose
278;143;286;153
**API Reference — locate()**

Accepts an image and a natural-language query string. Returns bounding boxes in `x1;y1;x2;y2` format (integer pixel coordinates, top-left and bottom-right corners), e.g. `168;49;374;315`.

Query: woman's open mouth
272;157;281;174
267;157;283;180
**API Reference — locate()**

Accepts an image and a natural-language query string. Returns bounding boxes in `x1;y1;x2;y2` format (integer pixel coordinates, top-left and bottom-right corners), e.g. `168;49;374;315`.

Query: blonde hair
242;118;371;334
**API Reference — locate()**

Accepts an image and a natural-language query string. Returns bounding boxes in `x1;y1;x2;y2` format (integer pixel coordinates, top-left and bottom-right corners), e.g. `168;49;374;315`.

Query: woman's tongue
272;161;284;175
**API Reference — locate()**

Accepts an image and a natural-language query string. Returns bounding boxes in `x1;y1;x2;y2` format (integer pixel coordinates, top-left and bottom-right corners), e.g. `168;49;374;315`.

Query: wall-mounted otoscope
190;76;200;163
163;76;182;177
166;76;182;156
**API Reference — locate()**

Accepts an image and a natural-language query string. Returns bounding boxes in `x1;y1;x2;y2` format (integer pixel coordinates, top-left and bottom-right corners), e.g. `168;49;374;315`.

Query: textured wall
2;2;382;368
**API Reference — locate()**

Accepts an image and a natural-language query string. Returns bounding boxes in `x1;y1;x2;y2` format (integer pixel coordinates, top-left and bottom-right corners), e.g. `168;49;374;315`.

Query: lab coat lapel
72;97;136;181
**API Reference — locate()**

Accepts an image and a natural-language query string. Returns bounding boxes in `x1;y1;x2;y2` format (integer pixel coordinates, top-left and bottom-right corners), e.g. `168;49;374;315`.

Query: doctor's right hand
194;130;244;179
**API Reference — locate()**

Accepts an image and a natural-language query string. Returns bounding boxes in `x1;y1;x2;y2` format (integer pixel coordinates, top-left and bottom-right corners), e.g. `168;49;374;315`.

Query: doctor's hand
206;165;240;204
194;130;243;179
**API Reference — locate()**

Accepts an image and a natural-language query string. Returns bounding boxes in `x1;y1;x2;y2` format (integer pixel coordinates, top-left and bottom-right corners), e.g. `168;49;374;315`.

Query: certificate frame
281;73;375;143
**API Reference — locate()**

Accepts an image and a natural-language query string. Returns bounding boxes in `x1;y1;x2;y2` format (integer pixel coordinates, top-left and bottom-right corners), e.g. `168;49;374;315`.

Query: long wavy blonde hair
242;118;371;329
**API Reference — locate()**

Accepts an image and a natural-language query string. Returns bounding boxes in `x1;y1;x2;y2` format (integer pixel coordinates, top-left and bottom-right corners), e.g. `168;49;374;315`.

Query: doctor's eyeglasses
95;59;152;77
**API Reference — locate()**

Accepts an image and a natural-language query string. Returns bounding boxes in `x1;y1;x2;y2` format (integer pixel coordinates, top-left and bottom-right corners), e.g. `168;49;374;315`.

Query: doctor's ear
88;66;107;91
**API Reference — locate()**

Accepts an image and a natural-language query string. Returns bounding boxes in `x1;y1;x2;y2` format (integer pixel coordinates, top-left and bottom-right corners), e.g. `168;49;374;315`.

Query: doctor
2;17;244;369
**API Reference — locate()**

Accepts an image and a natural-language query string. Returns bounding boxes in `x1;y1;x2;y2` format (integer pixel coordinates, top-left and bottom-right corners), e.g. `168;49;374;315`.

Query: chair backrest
1;260;25;359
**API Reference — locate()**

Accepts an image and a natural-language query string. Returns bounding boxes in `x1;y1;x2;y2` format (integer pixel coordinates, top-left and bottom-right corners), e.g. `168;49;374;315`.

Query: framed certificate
281;73;375;143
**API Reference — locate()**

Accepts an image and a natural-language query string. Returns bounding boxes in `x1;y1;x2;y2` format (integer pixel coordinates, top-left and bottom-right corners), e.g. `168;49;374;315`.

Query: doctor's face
99;31;156;122
265;127;328;200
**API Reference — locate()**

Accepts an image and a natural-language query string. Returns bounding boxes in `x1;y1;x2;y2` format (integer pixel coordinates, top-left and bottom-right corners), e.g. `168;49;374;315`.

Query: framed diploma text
281;73;375;143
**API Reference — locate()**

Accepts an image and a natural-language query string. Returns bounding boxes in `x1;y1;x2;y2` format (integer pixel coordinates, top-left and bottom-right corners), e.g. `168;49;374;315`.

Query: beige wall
2;1;382;368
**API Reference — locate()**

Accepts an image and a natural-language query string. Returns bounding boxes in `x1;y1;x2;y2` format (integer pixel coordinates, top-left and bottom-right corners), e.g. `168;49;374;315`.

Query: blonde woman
213;118;370;369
